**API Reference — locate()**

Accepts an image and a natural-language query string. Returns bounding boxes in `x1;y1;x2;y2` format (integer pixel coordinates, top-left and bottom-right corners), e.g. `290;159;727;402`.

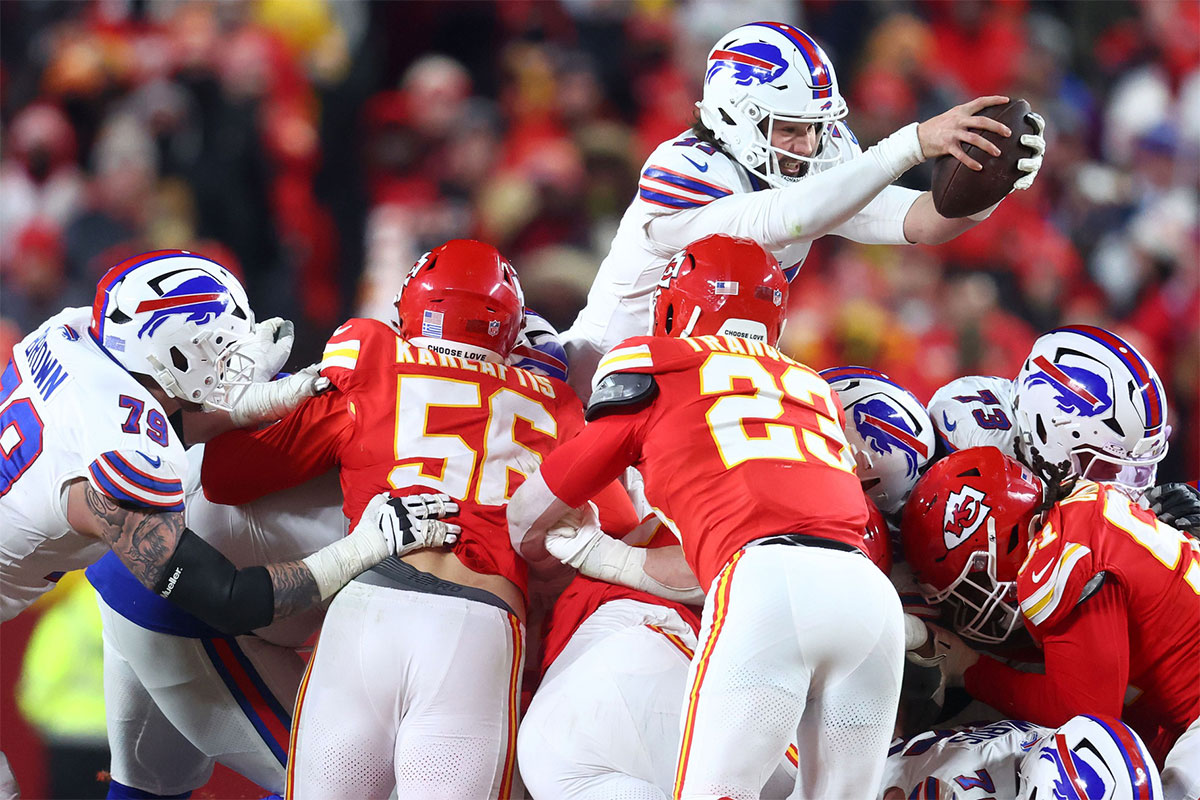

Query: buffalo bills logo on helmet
853;398;930;478
1043;734;1106;799
706;42;788;86
135;274;231;338
943;485;991;550
1023;355;1113;418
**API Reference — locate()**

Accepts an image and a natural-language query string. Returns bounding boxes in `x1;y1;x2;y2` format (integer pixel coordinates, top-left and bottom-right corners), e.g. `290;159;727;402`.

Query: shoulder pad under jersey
637;133;741;211
319;318;397;389
586;372;658;421
929;376;1019;458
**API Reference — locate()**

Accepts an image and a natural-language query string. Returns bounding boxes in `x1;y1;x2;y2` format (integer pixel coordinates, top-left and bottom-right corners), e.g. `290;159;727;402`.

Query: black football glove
1145;482;1200;537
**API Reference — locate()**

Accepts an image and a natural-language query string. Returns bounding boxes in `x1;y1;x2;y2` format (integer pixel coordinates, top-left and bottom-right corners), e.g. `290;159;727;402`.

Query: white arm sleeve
506;470;572;560
646;123;925;252
829;184;922;245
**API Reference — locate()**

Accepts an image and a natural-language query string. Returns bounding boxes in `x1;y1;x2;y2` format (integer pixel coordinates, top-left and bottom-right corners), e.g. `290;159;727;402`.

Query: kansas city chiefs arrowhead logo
944;485;991;550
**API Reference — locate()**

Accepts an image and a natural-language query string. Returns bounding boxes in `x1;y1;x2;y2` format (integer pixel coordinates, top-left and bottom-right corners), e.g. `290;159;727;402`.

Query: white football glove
227;365;331;428
238;317;295;382
904;613;931;650
1013;111;1045;191
905;622;980;688
377;493;462;555
302;491;461;600
543;502;604;567
545;503;704;604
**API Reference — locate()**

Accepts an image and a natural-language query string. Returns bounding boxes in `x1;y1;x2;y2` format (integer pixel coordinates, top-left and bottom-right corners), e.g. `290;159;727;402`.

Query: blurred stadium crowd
1;0;1197;484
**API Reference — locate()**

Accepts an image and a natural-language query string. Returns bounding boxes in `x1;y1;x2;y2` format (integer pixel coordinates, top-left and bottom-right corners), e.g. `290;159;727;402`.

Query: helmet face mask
395;240;525;363
89;251;256;406
902;448;1044;645
1015;326;1168;498
698;21;849;188
651;234;787;346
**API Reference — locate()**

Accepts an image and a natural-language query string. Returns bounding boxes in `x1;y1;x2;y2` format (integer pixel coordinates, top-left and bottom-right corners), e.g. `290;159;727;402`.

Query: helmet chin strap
679;307;703;338
144;353;187;401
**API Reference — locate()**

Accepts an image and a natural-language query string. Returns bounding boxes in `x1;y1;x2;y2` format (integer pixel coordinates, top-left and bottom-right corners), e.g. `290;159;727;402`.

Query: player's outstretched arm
649;96;1019;254
68;482;458;634
68;480;318;632
542;508;704;604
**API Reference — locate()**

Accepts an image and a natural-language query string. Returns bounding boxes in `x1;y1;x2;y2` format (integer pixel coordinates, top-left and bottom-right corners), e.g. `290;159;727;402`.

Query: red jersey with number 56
1017;481;1200;747
319;319;584;592
543;334;868;591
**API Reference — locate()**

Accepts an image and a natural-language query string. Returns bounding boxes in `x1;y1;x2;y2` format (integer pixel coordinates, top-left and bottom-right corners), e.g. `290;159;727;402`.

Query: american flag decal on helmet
422;309;444;338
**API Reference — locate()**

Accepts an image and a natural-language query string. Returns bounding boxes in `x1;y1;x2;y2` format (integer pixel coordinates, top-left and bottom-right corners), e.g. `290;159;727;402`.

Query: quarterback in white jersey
562;21;1046;396
928;376;1019;457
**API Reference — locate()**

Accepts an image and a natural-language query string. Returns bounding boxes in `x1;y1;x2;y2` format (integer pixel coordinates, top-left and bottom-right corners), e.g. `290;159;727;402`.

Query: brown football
931;98;1037;218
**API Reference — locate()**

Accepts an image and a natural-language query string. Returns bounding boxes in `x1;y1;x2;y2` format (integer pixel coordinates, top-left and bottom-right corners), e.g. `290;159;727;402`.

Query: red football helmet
395;239;525;362
651;234;788;346
901;447;1043;644
862;496;893;577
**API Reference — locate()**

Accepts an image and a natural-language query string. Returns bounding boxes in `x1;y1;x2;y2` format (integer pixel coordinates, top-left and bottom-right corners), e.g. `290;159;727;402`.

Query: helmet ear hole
170;347;189;371
664;304;674;334
1006;525;1021;554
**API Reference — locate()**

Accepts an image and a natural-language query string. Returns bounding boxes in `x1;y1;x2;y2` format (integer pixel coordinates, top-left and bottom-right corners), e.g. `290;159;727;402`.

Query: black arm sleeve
153;528;275;635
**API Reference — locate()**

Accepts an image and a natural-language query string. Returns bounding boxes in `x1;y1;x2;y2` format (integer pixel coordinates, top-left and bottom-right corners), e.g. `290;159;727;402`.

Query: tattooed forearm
267;562;321;617
86;484;181;588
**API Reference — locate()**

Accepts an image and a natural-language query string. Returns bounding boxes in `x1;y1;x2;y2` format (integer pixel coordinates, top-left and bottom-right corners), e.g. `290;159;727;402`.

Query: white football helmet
508;308;568;382
89;250;255;405
697;21;849;188
1017;715;1162;800
820;367;936;516
1014;325;1168;497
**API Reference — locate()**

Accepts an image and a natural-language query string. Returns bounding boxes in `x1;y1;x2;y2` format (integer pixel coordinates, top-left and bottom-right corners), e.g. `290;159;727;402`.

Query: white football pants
286;581;525;800
99;596;306;796
674;544;904;800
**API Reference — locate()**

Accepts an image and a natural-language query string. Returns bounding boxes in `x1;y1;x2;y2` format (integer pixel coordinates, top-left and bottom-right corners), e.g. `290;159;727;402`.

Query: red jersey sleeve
540;409;647;508
964;578;1129;725
1016;488;1104;643
318;318;397;392
591;479;640;536
201;390;351;505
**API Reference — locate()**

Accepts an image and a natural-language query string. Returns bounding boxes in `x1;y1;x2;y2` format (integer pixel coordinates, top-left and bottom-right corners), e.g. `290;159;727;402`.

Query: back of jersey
1019;482;1200;740
1;308;188;619
597;335;868;589
882;720;1047;800
928;375;1019;457
320;319;583;592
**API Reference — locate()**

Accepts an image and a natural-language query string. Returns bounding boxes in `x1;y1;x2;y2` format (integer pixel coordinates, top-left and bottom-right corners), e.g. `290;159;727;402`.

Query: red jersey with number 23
542;334;868;591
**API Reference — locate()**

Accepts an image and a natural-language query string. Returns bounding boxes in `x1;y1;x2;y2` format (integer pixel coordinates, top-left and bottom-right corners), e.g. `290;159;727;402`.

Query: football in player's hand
931;98;1038;218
